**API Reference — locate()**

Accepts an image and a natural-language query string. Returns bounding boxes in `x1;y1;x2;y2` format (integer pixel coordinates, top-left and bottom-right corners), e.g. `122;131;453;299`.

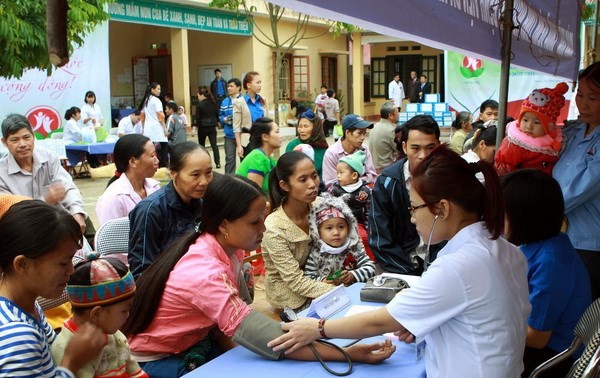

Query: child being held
304;193;375;286
165;102;187;147
51;254;148;378
328;150;371;229
495;82;568;176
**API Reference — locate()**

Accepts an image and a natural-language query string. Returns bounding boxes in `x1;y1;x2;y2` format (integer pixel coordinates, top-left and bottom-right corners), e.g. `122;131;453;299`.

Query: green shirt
236;148;276;195
285;139;327;180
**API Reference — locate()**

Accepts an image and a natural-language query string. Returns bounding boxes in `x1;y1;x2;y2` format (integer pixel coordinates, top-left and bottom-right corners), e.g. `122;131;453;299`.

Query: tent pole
496;0;514;148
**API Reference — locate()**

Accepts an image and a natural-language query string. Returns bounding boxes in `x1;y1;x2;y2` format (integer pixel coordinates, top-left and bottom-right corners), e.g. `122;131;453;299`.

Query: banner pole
496;0;514;147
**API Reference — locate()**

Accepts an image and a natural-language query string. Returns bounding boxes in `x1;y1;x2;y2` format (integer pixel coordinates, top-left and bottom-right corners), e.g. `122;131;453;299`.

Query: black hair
107;134;151;187
227;78;242;88
84;91;96;104
412;145;504;239
214;68;222;74
404;115;441;140
0;200;82;273
249;117;274;150
122;174;262;336
451;111;471;130
479;99;499;113
133;110;141;116
165;102;178;113
473;125;497;147
64;106;81;121
69;257;131;314
138;82;161;111
501;169;564;245
170;142;209;173
579;61;600;89
320;84;328;89
420;74;428;80
164;93;173;100
326;89;335;97
290;99;298;109
198;87;216;104
1;113;33;138
268;151;314;211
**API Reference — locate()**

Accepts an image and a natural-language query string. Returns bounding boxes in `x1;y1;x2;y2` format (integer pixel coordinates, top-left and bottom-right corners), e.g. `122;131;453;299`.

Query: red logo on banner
460;56;484;78
25;106;61;138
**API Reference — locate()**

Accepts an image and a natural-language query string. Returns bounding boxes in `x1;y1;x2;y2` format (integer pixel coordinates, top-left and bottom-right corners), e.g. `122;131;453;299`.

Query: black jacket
195;99;219;128
368;158;444;274
210;78;228;100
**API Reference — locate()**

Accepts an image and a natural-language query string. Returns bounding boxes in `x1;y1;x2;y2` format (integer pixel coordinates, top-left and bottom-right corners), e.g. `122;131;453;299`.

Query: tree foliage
0;0;112;78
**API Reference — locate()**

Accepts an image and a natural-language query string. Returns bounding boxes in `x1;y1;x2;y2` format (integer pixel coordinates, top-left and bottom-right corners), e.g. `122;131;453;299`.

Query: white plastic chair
94;216;130;266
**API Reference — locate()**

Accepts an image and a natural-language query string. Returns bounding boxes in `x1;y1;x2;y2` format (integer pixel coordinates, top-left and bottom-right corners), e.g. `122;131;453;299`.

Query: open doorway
132;55;173;107
385;54;421;97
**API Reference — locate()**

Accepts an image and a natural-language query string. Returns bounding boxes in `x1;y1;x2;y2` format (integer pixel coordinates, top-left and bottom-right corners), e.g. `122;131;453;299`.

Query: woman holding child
123;174;395;377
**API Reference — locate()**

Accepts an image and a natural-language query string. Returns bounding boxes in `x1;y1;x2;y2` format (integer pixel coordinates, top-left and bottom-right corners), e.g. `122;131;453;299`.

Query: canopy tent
265;0;581;79
265;0;581;145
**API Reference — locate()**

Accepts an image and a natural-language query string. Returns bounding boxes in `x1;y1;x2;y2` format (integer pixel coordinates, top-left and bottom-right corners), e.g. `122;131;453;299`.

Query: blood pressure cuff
232;310;285;361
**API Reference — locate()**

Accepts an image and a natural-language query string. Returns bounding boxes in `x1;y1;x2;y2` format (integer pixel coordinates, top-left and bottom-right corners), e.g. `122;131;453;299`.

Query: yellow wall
108;11;350;122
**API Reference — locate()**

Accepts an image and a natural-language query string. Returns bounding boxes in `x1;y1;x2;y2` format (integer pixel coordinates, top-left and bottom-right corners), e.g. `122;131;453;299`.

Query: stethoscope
281;307;355;376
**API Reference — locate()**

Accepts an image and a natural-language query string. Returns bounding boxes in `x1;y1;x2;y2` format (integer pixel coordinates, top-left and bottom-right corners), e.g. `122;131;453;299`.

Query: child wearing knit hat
495;82;568;176
328;150;375;261
304;193;375;285
51;255;148;378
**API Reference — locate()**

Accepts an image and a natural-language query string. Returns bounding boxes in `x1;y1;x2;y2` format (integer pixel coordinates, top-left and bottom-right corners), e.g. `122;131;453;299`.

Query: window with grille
371;58;386;98
274;54;310;101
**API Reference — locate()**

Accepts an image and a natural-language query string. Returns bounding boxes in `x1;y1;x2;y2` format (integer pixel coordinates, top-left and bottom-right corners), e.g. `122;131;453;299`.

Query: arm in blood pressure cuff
232;310;285;361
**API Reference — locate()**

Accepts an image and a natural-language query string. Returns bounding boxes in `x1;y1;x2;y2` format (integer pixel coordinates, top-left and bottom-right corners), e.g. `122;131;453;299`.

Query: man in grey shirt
0;114;88;233
369;102;399;174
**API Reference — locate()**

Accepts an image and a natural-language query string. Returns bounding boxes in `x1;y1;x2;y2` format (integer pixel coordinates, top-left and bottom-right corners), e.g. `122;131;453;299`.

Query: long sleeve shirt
0;298;74;378
0;149;86;217
553;121;600;251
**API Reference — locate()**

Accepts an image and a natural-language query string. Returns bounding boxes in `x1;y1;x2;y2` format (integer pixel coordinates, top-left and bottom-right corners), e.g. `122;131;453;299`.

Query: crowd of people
0;62;599;378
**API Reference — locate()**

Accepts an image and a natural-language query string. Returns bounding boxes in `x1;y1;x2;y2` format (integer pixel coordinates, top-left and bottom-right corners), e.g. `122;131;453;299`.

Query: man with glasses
369;115;445;274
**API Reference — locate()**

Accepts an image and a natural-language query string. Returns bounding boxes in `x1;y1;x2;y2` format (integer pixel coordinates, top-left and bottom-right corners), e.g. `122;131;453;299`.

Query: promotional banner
0;22;110;138
445;51;572;122
266;0;580;80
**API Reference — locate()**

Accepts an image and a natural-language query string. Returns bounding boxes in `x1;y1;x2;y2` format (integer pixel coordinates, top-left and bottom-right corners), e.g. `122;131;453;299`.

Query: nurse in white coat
269;145;531;378
139;82;169;167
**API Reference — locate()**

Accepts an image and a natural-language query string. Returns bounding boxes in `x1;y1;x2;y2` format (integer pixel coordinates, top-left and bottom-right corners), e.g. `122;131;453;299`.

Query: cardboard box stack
398;94;455;127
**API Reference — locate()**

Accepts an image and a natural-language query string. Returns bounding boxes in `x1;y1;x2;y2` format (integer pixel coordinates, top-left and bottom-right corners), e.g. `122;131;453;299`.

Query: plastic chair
94;216;130;266
530;298;600;378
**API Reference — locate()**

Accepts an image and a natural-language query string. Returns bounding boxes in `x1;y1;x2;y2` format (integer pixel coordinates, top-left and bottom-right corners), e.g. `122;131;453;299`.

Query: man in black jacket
210;68;228;109
368;115;444;275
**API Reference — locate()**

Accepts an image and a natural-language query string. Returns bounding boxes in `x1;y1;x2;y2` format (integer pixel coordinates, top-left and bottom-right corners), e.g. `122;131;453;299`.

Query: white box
434;103;448;112
405;103;419;112
425;93;440;103
419;103;433;112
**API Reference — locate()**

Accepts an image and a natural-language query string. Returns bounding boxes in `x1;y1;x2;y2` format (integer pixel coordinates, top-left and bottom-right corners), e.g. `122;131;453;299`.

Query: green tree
0;0;113;79
209;0;353;122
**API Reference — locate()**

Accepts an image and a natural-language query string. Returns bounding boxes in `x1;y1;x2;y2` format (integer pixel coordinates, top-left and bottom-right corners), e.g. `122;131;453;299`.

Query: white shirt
81;103;104;128
388;80;405;108
118;115;142;136
142;96;167;142
387;222;530;378
63;119;83;144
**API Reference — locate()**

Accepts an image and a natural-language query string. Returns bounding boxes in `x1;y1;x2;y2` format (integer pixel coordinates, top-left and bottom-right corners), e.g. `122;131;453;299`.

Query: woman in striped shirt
0;199;104;377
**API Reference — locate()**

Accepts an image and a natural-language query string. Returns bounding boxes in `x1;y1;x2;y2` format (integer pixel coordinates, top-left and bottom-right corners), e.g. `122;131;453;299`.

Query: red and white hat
518;82;568;147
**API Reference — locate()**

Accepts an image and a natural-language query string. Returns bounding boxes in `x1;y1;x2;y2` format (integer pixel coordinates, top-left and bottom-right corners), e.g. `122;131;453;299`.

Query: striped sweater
0;297;74;377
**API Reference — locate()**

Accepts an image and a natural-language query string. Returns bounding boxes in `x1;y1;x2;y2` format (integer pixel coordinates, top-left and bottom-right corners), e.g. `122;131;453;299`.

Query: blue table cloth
65;141;116;167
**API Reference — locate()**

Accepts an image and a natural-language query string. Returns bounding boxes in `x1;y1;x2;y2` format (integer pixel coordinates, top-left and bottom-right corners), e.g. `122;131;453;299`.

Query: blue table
65;141;116;167
184;283;426;378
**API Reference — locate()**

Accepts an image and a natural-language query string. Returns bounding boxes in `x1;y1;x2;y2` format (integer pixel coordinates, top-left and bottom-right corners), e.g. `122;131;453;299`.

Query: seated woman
502;169;592;377
95;134;160;226
236;117;282;196
0;199;105;376
449;111;472;154
128;142;213;279
269;145;531;377
285;110;329;183
262;151;335;311
122;174;395;378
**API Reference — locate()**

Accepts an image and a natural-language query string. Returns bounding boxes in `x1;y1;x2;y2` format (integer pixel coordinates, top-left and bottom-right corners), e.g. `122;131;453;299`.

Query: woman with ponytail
123;174;395;377
139;82;169;167
269;145;531;377
95;134;159;226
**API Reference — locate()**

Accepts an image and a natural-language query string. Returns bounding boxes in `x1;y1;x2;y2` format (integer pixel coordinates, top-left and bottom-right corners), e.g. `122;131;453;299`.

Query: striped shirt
0;298;74;377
